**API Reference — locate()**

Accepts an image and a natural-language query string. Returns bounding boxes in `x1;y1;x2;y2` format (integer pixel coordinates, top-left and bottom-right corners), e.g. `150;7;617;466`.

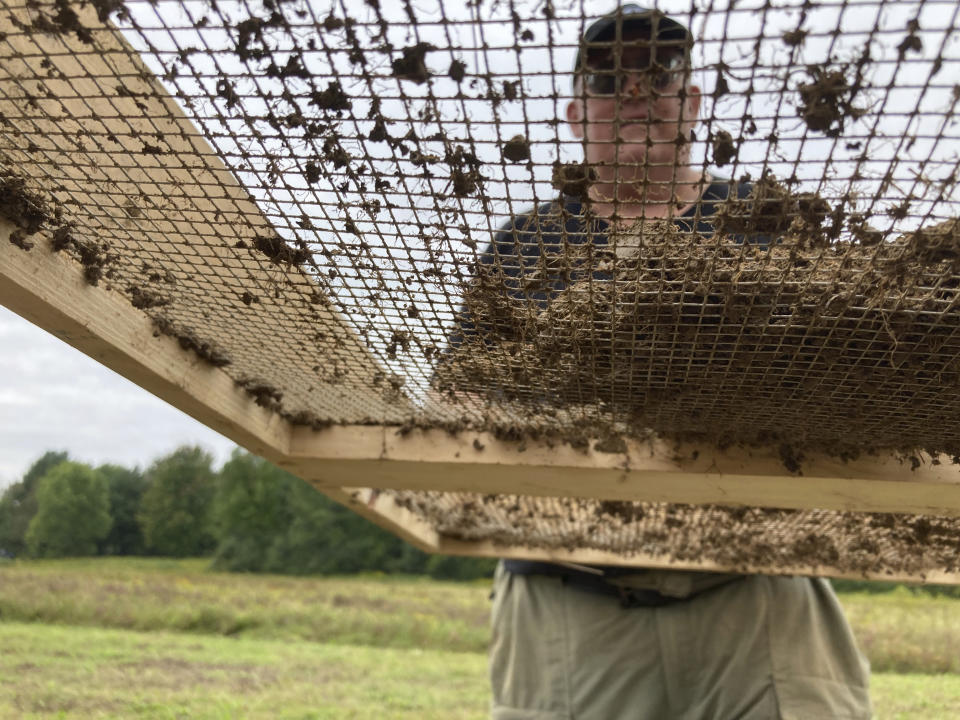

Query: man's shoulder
698;175;751;207
497;197;585;236
483;196;589;263
677;176;750;234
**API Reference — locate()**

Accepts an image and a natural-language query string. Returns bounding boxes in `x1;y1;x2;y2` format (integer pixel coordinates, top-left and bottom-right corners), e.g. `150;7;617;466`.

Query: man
464;6;873;719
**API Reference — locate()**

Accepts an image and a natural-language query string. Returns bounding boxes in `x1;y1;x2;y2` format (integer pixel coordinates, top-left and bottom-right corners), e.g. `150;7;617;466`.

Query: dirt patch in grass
117;657;281;692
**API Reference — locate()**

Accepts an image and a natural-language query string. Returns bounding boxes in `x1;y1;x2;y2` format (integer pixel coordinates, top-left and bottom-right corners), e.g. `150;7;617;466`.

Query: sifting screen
3;0;960;577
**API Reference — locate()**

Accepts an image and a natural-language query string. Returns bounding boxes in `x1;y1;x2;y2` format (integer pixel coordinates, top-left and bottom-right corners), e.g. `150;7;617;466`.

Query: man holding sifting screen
462;6;873;719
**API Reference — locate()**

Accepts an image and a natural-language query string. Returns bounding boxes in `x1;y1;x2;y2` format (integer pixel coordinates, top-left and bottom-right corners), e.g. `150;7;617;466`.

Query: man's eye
586;72;618;95
653;71;676;90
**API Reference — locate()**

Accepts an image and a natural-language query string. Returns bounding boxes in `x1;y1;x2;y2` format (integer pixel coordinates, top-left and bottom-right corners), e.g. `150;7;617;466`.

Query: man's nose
621;72;652;100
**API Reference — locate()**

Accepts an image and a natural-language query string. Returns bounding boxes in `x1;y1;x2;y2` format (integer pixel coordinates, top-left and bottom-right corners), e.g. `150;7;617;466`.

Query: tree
266;477;425;575
138;446;216;557
211;450;294;571
425;554;497;581
209;450;495;579
0;450;69;557
25;461;111;557
97;464;148;556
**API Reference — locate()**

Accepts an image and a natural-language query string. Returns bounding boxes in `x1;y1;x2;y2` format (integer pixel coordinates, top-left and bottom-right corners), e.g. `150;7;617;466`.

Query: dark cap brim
574;7;692;73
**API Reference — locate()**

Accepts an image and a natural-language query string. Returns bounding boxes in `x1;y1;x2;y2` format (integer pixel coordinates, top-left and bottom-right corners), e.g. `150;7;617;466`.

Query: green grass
0;621;488;719
0;557;488;652
1;558;960;718
1;621;959;719
2;557;960;672
872;674;960;720
841;587;960;673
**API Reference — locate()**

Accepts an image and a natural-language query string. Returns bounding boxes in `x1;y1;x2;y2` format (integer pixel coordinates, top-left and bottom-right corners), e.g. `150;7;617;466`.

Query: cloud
0;307;237;487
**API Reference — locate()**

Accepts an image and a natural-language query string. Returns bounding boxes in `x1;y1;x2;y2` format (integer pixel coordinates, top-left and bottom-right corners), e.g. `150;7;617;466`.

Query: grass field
1;558;959;718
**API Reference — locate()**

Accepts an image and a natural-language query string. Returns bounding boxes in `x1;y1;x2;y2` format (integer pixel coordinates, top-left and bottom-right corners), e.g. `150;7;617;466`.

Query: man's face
566;29;701;182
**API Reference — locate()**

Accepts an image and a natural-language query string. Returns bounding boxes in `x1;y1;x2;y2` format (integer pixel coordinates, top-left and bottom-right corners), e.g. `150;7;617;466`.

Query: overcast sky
0;305;237;489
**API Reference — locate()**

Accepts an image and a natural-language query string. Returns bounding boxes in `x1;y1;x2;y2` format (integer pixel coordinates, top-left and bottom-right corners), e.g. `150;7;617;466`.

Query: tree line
4;448;958;596
0;447;495;580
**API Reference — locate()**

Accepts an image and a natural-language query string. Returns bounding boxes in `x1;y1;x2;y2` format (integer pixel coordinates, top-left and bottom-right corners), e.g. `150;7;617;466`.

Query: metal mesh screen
3;0;960;574
391;490;960;578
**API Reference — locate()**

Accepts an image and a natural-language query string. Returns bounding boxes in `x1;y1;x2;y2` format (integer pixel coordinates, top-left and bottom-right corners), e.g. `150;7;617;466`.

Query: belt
504;559;686;608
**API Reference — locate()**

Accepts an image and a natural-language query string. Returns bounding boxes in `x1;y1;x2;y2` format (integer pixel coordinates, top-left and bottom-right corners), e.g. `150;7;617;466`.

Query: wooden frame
6;224;960;582
4;230;960;520
3;0;960;582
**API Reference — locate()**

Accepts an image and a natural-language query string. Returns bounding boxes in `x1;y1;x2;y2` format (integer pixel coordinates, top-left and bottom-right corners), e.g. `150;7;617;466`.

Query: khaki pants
489;562;871;719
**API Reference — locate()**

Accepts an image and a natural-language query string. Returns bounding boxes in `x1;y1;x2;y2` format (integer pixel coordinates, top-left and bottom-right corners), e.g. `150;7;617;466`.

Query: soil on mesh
56;233;117;286
283;409;333;430
1;169;51;250
252;235;311;266
438;177;960;463
128;285;170;309
153;317;231;367
797;65;866;138
236;378;283;410
389;490;960;577
502;135;531;163
552;162;597;204
710;130;738;167
1;168;118;285
391;42;435;84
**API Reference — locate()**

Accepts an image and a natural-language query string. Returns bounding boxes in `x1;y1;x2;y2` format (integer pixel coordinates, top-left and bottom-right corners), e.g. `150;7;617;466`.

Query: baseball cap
573;5;693;75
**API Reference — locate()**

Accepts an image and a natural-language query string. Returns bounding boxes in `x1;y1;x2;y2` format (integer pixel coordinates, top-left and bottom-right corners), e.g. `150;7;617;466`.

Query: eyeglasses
581;49;687;97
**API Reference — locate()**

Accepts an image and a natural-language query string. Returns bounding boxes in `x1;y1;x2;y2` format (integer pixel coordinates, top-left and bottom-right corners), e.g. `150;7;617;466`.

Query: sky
0;305;237;489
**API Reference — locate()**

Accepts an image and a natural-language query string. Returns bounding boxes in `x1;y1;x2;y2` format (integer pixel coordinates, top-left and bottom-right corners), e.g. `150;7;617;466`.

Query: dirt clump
891;219;960;267
310;81;351;113
43;216;118;286
154;317;231;367
252;235;310;266
283;409;333;430
594;434;628;454
9;0;95;44
89;0;128;23
502;135;531;163
782;29;807;47
392;42;435;84
710;130;737;167
446;145;484;198
128;285;170;309
236;378;283;410
67;236;117;286
1;170;51;250
50;223;75;251
551;162;597;203
897;19;923;58
0;168;117;283
797;65;866;137
449;60;467;83
713;172;799;237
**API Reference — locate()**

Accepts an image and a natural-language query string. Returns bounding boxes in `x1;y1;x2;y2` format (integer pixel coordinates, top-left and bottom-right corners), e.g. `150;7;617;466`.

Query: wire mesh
391;490;960;578
3;0;960;575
